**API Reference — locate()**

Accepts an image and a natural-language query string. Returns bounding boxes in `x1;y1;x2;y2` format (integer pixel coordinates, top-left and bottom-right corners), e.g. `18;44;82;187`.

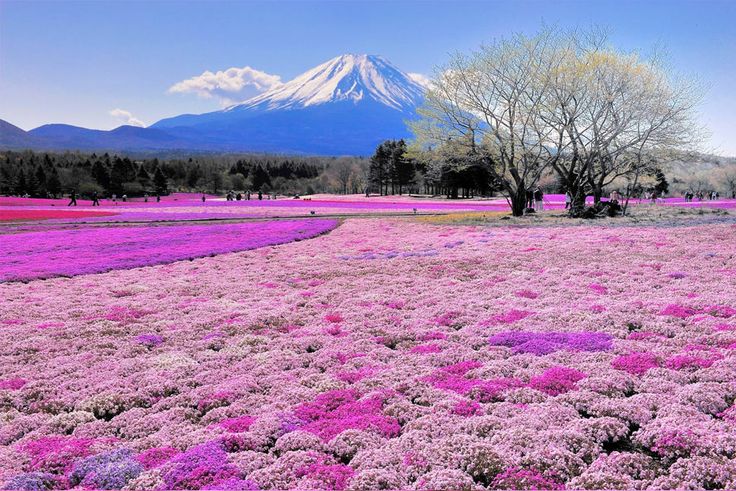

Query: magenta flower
659;304;699;318
292;389;400;441
0;378;26;390
529;367;587;396
612;352;660;375
219;415;256;433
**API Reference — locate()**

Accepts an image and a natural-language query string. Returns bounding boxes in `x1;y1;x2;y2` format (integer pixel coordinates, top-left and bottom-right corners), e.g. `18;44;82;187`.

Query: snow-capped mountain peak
228;54;424;112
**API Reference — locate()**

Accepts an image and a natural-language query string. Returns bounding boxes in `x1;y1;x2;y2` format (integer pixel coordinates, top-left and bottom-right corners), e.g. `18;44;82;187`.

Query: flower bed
0;219;338;282
0;218;735;489
0;209;117;222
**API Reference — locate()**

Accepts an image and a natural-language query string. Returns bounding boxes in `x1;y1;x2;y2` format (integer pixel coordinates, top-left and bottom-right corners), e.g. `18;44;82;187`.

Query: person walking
564;191;572;210
533;186;544;211
68;189;77;206
91;191;100;206
156;194;161;203
526;188;534;209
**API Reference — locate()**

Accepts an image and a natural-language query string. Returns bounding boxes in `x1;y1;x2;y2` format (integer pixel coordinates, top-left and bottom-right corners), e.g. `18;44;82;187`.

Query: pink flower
452;399;482;416
0;378;27;390
660;304;698;318
612;352;660;375
492;466;563;490
410;343;442;354
514;290;539;299
324;313;344;323
588;283;608;294
484;309;534;325
219;415;256;433
665;354;721;370
529;367;587;396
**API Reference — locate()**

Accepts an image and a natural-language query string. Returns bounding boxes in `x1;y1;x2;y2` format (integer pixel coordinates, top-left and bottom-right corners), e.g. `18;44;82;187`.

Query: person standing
201;193;206;203
91;191;100;206
68;189;77;206
565;191;572;209
534;186;544;211
258;190;263;200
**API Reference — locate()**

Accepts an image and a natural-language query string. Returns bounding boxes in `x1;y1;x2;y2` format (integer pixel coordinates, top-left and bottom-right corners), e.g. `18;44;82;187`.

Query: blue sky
1;0;734;155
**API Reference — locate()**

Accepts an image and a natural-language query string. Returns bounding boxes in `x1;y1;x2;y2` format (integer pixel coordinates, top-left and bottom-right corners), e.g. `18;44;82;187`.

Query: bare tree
333;159;354;194
413;27;703;217
714;166;736;199
411;29;565;215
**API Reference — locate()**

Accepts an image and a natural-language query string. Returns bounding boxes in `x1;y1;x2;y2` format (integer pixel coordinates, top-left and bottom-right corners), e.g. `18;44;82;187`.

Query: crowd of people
49;186;735;209
224;190;277;201
684;190;721;202
525;186;546;212
66;191;161;206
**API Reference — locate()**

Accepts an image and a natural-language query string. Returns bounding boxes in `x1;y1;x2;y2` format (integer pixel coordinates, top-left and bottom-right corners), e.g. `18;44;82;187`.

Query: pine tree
251;165;271;190
14;169;28;195
392;140;414;195
186;165;202;188
153;166;168;195
136;165;151;191
92;160;110;191
109;158;128;195
369;142;391;195
46;167;62;198
34;165;47;196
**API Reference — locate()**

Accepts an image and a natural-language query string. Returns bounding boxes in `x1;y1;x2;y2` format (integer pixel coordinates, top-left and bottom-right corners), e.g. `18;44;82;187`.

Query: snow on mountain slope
227;54;424;113
8;54;427;155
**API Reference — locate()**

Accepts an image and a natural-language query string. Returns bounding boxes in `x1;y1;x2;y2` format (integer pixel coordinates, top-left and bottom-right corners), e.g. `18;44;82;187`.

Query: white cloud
168;66;283;105
109;108;146;127
408;72;432;88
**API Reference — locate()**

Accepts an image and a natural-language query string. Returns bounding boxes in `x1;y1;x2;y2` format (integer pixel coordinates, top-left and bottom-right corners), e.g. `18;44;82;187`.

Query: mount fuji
2;54;426;155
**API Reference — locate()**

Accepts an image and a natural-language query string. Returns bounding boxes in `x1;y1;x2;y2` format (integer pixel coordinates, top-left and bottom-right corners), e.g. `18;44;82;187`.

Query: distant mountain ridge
0;54;425;155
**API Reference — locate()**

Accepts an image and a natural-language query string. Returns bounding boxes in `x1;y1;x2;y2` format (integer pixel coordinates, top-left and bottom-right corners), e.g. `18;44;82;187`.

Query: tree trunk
592;187;602;204
510;188;527;217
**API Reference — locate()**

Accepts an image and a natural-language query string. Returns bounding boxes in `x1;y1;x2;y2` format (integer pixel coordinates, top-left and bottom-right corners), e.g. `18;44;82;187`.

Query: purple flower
70;448;143;489
135;334;164;348
2;473;57;491
162;441;241;490
488;331;612;355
